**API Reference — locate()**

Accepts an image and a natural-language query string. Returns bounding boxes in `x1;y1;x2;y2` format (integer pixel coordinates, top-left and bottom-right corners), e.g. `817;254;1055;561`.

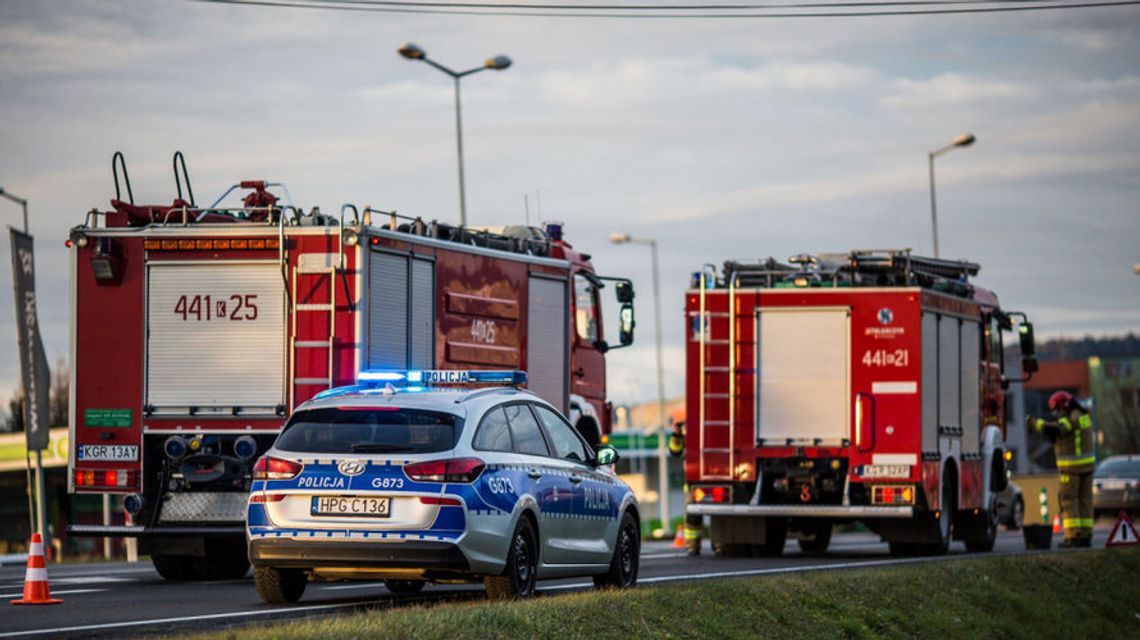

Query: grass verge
183;548;1140;640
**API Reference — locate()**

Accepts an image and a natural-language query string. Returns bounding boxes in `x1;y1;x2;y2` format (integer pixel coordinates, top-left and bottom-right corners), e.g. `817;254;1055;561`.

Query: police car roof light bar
356;369;527;387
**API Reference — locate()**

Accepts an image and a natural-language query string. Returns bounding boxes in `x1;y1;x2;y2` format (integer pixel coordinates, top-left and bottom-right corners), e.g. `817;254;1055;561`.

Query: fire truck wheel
384;580;427;594
919;470;955;556
797;524;832;554
484;517;538;600
963;508;998;553
712;543;750;557
192;540;251;580
752;518;787;557
594;511;640;589
254;566;307;604
150;554;196;581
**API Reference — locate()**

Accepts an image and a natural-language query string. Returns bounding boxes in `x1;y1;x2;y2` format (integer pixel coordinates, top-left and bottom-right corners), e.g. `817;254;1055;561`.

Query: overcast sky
0;0;1137;407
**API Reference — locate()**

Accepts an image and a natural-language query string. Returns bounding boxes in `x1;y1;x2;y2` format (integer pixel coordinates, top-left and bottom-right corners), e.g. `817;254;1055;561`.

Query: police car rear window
275;408;460;454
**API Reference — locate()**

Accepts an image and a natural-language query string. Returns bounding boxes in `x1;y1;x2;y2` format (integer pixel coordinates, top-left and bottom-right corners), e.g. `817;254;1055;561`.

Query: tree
50;358;68;427
5;391;24;433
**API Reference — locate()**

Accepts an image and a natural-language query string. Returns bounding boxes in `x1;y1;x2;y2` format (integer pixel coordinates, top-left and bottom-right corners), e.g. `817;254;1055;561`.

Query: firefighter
668;408;703;556
1028;391;1095;547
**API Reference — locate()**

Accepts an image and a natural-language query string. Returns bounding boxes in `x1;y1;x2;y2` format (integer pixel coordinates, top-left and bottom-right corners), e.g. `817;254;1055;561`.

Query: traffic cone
10;533;62;605
672;526;685;548
1052;515;1062;534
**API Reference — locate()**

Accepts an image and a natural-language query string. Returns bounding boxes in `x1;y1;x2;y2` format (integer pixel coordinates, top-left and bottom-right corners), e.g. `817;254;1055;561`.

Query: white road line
0;602;363;639
51;576;138;585
0;588;106;599
320;583;386;591
641;552;686;559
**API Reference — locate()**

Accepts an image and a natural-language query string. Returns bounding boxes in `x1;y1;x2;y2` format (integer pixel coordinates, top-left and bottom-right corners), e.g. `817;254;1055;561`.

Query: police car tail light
404;457;486;483
253;456;303;480
419;496;463;506
249;493;287;504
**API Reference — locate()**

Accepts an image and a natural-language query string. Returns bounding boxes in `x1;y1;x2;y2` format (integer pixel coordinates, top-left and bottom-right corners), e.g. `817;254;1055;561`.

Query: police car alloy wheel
593;511;639;589
485;518;538;600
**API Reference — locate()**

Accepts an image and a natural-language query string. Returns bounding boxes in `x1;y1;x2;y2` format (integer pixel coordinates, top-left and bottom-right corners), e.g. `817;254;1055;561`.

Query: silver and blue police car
246;370;640;603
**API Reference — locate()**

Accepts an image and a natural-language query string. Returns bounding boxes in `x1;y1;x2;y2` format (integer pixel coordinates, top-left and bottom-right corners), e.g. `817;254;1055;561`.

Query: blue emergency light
356;369;527;386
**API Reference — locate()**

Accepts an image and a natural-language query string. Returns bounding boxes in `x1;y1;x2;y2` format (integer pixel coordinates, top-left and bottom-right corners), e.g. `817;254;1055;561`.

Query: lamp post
398;43;511;228
927;132;976;259
609;232;670;535
0;185;45;547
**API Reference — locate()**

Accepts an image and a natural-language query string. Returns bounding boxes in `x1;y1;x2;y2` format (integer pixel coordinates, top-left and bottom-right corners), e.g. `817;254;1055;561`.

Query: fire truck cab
67;156;634;580
684;250;1037;556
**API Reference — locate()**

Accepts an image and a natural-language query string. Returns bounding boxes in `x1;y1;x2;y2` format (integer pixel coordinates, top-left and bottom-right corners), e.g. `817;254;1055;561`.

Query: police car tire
485;518;538;600
151;554;196;581
593;511;639;589
254;566;307;604
384;579;427;595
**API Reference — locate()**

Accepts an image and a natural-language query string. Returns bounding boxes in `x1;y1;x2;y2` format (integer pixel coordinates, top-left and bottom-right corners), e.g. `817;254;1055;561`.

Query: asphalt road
0;526;1112;639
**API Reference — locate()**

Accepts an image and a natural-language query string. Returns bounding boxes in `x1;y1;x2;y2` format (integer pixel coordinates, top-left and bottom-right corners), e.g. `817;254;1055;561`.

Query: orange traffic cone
1052;515;1062;534
672;526;685;548
10;533;62;605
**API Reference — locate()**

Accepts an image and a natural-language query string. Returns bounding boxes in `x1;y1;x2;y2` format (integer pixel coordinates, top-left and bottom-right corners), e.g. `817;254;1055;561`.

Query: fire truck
684;250;1037;556
67;153;635;580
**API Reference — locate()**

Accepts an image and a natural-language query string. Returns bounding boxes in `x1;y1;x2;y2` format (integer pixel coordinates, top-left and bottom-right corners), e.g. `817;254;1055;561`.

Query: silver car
246;372;640;603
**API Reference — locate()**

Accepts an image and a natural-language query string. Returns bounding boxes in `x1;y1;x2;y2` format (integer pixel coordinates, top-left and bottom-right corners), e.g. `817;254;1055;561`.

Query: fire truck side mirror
615;280;635;304
618;304;635;347
1018;321;1038;375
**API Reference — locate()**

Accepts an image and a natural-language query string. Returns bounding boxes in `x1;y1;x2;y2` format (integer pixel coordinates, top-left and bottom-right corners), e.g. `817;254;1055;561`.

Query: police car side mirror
595;444;620;467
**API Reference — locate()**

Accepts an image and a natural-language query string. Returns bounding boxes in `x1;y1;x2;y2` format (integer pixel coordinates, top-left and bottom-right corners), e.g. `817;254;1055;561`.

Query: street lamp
927;132;976;259
609;231;670;535
398;42;512;228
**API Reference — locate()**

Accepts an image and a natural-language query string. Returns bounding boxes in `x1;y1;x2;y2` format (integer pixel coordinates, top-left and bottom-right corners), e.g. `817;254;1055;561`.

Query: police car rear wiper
350;443;415;453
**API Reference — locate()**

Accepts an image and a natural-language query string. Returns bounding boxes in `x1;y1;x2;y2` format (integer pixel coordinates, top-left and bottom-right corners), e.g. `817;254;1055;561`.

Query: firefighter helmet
1047;391;1073;412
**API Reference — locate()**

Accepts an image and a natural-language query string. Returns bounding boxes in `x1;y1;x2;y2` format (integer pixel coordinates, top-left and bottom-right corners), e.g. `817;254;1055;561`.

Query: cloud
881;72;1032;110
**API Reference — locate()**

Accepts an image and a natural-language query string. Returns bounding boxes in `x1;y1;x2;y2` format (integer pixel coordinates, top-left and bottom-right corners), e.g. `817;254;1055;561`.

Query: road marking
52;576;137;585
321;583;386;591
641;552;686;559
0;588;105;599
0;602;367;638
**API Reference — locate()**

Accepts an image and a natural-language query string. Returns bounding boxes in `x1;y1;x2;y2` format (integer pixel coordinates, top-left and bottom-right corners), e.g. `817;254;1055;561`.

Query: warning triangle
1106;511;1140;547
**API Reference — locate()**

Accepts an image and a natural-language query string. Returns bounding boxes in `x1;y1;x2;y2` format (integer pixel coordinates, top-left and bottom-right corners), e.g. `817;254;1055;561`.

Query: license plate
862;464;910;479
77;444;139;462
311;496;390;517
1099;479;1128;490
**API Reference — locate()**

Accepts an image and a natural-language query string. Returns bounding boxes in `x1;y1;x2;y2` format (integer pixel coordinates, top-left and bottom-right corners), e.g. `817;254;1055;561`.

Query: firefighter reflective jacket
1035;408;1094;473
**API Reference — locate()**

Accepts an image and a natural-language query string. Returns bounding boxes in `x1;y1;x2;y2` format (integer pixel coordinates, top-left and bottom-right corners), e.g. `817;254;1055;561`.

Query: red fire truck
67;154;634;580
684;250;1037;556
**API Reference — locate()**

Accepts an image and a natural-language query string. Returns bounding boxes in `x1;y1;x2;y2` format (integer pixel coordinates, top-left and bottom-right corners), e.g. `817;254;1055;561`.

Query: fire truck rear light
369;237;380;246
178;240;195;250
231;239;248;249
872;485;915;505
404;458;486;483
75;469;135;489
161;240;178;250
249;239;266;249
213;239;231;250
253;456;303;480
144;240;161;250
692;485;731;504
249;493;287;503
196;239;213;249
266;238;279;249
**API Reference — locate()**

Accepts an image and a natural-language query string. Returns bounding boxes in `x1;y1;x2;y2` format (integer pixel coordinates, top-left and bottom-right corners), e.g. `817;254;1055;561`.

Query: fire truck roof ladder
288;224;343;408
698;266;734;481
720;249;980;298
360;206;556;259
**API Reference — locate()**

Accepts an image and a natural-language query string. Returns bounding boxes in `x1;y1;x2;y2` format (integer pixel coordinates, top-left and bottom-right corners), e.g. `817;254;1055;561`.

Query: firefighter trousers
1059;470;1093;542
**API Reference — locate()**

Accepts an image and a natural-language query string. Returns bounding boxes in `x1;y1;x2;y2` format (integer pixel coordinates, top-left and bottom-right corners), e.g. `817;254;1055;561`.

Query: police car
246;370;640;603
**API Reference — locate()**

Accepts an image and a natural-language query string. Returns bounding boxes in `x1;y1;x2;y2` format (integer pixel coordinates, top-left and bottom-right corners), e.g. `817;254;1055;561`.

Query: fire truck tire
797;524;832;554
963;509;998;553
751;518;787;557
192;540;251;580
254;566;307;604
594;511;640;589
919;470;955;556
712;543;750;557
384;580;427;594
150;554;196;581
484;517;538;600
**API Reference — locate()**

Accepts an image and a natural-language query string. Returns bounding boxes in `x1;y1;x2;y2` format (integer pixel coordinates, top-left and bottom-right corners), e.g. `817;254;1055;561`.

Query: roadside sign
1105;511;1139;547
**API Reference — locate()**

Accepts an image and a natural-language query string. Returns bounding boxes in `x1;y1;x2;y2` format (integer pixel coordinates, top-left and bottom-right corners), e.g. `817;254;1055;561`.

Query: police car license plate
311;496;390;517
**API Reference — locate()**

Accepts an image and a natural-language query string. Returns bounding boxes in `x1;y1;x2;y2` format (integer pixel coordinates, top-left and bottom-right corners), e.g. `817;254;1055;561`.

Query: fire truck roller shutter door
526;276;568;415
755;307;850;445
146;262;285;411
921;312;939;452
938;315;960;448
369;252;409;368
960;321;980;455
410;257;435;369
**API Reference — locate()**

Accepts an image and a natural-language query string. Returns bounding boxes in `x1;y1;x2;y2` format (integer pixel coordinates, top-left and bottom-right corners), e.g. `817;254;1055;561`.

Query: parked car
994;480;1024;530
246;370;640;603
1093;455;1140;519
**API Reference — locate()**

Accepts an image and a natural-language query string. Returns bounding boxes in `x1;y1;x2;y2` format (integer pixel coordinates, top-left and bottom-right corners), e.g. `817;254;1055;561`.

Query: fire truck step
703;420;730;426
703;447;732;452
296;303;333;311
295;378;332;386
295;340;332;348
